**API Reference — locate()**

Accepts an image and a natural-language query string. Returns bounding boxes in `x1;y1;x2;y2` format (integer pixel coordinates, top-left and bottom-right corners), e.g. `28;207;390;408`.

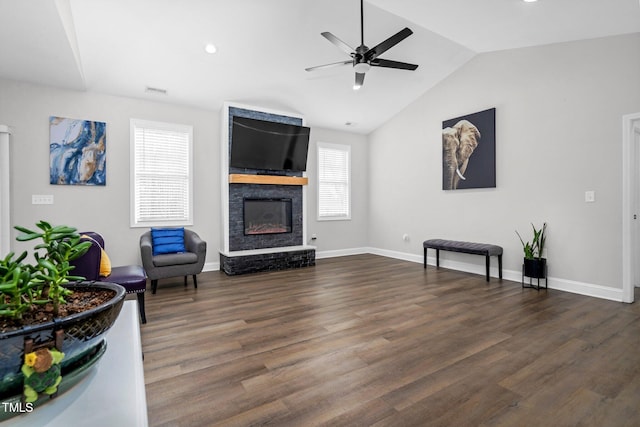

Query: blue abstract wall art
49;116;106;185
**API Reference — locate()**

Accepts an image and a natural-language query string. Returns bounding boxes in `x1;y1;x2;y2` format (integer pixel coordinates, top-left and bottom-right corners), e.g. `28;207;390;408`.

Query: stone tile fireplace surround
229;184;302;251
219;104;315;275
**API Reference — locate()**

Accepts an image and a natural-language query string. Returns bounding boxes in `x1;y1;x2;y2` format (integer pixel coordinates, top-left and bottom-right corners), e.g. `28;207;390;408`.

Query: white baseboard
541;276;624;302
501;268;623;301
318;247;626;303
366;247;423;264
203;261;220;272
316;247;369;259
203;247;624;303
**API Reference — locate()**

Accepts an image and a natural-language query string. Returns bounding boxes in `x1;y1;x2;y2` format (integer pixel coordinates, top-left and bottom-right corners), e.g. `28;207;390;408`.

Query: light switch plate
32;195;54;205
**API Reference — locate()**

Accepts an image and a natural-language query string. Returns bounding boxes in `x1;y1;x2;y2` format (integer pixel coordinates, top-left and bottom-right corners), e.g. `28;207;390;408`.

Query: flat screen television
230;116;310;172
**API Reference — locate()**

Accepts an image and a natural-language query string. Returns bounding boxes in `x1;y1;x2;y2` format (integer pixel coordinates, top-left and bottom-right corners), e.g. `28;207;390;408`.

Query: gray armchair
140;229;207;294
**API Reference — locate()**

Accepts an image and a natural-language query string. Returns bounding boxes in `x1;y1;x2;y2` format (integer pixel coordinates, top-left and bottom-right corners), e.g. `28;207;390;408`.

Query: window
130;119;193;227
317;142;351;220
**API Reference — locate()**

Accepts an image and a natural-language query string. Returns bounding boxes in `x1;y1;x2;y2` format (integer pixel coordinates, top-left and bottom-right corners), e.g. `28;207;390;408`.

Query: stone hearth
220;247;315;275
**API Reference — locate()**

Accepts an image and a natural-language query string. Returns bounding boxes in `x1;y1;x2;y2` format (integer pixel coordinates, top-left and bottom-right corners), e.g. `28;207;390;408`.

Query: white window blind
130;119;193;227
318;142;351;220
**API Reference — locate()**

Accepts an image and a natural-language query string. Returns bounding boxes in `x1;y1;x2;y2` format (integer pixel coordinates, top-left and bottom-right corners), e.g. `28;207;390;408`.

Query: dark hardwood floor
139;254;640;426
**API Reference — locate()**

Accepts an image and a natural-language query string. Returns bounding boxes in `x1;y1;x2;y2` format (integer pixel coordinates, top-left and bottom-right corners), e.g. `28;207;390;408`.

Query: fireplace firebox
243;198;292;235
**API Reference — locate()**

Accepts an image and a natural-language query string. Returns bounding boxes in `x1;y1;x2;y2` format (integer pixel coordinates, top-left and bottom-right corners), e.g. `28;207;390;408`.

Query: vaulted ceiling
1;0;639;133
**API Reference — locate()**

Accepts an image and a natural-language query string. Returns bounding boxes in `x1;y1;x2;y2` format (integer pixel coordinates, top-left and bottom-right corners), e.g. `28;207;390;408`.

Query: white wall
306;127;369;256
0;79;368;268
0;80;220;267
368;33;640;298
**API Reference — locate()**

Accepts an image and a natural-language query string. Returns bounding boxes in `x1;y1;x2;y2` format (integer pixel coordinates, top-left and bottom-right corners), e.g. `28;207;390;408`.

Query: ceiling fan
305;0;419;90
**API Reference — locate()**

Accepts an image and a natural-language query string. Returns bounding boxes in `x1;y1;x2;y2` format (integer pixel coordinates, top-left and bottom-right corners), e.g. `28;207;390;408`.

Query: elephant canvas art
442;108;496;190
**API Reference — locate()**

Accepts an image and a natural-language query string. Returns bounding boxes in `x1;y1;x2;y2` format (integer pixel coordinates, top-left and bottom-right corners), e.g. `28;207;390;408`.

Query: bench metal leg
424;248;427;268
485;256;490;282
136;292;147;324
436;249;440;268
498;255;503;279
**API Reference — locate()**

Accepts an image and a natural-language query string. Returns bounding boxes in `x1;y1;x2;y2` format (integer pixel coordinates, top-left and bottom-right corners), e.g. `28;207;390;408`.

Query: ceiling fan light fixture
354;62;370;74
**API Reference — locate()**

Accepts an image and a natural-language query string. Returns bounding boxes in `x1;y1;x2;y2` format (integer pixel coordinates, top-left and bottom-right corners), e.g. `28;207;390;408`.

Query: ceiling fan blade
371;58;418;71
365;27;413;61
354;72;365;89
305;60;353;72
321;32;355;56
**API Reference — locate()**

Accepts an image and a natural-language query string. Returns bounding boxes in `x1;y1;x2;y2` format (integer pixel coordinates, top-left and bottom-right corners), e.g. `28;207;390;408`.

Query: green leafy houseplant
0;221;92;321
0;221;126;418
516;222;547;281
516;222;547;260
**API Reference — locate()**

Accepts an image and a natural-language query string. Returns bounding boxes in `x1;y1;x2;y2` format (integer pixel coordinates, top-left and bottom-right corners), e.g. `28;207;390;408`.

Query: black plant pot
523;258;547;279
0;282;125;419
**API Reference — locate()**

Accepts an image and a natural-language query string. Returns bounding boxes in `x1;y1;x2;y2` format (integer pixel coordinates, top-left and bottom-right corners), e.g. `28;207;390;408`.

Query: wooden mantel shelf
229;174;308;186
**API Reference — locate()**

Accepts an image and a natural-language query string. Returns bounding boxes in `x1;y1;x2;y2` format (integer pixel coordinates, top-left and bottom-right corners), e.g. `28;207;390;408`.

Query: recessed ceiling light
204;43;217;54
523;0;538;2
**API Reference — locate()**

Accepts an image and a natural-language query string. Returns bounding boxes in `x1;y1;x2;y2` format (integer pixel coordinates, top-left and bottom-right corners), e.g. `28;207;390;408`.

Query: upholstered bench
108;265;147;324
423;239;503;282
71;232;148;324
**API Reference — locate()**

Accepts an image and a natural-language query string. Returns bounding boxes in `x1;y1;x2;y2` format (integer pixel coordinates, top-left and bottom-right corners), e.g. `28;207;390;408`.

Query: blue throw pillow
151;227;186;256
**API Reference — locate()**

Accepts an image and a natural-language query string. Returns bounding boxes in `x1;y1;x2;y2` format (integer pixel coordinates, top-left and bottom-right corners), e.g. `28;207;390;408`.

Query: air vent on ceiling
145;86;168;95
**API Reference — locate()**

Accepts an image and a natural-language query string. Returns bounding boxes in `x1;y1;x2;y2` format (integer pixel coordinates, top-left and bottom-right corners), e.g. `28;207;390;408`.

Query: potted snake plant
516;222;547;279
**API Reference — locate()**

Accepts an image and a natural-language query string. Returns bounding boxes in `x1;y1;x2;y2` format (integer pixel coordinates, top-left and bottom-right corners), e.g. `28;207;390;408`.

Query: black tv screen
230;116;310;172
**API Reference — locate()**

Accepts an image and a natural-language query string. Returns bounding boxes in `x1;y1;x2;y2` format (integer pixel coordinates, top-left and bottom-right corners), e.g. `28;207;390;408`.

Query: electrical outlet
585;191;595;203
32;195;54;205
